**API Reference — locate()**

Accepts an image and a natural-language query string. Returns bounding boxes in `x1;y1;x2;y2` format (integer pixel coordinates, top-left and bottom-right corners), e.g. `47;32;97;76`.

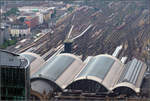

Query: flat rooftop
0;49;29;68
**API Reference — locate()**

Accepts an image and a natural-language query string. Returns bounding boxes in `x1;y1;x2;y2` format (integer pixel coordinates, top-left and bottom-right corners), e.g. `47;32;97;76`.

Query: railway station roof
31;53;147;95
20;52;45;75
67;55;147;94
31;53;84;91
67;54;124;92
113;58;147;93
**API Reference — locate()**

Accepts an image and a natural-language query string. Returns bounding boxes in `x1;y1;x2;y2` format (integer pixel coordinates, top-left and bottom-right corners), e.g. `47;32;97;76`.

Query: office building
0;50;30;101
10;23;30;37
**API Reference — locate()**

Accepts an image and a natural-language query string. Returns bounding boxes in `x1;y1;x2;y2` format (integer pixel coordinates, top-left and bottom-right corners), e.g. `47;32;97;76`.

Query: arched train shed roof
66;54;124;92
113;58;147;94
30;53;147;95
31;53;84;91
20;52;45;76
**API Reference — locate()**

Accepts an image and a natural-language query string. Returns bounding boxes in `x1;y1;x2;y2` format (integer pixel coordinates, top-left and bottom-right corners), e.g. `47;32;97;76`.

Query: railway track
18;32;50;53
17;4;150;62
17;7;78;54
43;24;93;60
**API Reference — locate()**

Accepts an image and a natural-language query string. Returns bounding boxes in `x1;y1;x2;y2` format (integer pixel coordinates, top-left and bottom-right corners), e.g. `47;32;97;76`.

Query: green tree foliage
0;39;17;49
4;7;20;16
19;17;25;22
51;9;56;18
68;7;73;12
63;0;73;4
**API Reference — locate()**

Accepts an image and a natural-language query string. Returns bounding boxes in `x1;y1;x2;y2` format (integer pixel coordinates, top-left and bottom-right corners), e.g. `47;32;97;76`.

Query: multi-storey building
0;50;30;101
0;28;4;46
0;24;10;45
10;23;30;37
24;16;39;29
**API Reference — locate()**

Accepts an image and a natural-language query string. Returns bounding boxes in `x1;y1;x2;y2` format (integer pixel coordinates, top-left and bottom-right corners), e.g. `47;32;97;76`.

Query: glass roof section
33;54;75;81
78;55;115;80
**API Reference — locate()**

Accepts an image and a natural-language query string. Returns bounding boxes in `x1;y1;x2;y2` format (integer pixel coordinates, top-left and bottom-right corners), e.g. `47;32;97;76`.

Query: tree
19;17;25;22
63;0;73;4
4;7;20;16
68;7;73;12
51;9;56;18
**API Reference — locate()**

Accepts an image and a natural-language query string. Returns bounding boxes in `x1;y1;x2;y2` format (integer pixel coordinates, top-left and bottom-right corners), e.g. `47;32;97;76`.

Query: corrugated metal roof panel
119;58;147;85
123;59;138;82
129;60;141;83
118;62;130;83
132;61;143;84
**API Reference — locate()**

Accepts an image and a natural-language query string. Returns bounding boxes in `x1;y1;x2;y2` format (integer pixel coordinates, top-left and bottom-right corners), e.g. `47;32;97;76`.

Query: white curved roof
20;52;45;76
68;54;124;90
95;54;123;64
67;55;147;94
21;52;44;62
30;53;147;95
32;53;84;89
59;53;83;63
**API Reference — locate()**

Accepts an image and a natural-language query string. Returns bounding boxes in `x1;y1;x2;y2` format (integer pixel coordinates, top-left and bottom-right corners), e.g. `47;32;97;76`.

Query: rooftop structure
18;6;55;13
31;53;84;92
114;58;147;95
30;53;147;100
0;50;28;67
20;52;45;76
112;45;123;57
67;54;123;93
121;56;128;64
11;23;29;29
64;39;73;53
24;15;39;29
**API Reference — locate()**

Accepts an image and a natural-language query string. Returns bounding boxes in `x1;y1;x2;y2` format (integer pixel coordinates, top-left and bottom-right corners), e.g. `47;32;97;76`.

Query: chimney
64;39;73;53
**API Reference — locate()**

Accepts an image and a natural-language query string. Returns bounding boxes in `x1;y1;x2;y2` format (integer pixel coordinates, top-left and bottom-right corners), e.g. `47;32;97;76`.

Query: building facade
0;50;30;101
10;24;30;37
3;26;10;41
0;28;4;46
43;10;53;23
0;25;10;45
36;12;44;24
18;6;55;13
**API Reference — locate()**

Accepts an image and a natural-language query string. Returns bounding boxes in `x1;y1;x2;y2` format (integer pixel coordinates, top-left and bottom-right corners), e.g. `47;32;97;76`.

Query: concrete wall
0;29;4;46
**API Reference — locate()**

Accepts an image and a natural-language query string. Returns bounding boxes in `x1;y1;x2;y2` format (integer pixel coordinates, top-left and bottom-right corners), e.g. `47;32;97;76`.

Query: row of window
1;87;25;96
0;67;29;88
1;68;25;80
1;96;25;101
